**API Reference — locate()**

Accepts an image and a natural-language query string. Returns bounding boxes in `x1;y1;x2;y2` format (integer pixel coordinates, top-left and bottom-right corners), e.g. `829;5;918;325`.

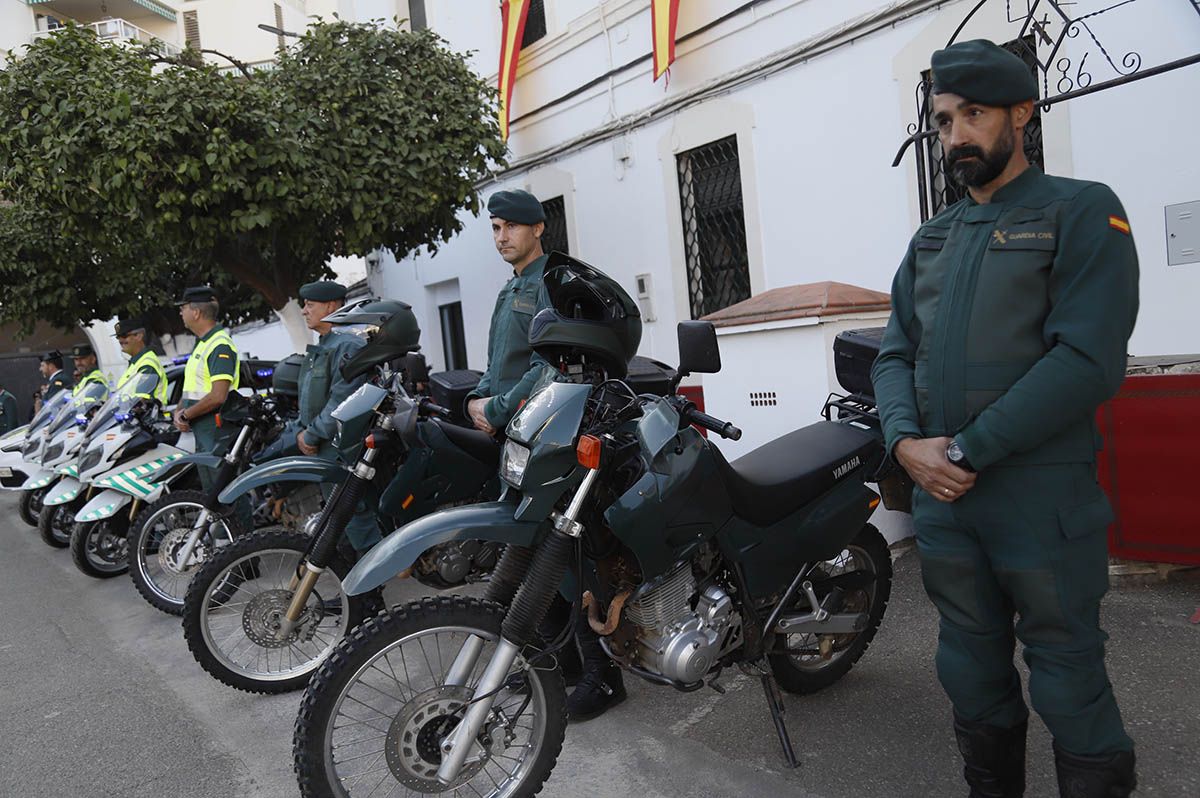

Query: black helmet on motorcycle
529;252;642;379
332;299;422;381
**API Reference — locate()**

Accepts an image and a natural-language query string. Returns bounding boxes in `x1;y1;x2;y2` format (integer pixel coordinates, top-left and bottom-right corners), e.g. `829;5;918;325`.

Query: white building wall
0;0;34;55
370;0;1200;382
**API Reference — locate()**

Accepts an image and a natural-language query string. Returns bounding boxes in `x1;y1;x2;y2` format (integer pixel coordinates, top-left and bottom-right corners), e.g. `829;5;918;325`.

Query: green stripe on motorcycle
45;489;79;505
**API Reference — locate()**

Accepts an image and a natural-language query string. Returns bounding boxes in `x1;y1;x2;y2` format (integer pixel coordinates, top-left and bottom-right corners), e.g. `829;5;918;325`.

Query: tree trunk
275;300;312;353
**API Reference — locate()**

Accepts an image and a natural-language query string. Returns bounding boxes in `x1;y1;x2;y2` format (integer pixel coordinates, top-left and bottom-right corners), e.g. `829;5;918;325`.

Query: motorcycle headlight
500;440;530;488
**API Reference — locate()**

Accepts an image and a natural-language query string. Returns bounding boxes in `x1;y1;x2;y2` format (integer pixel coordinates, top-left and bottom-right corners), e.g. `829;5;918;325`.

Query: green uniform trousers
913;463;1132;757
192;415;253;530
316;440;381;554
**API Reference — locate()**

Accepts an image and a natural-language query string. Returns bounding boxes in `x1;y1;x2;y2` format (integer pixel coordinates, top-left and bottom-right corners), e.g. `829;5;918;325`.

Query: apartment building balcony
31;16;181;57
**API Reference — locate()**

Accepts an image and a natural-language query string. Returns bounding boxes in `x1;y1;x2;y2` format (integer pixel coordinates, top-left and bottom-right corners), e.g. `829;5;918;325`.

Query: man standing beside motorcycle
872;40;1138;797
70;343;109;396
35;350;70;413
113;316;167;403
465;188;626;721
287;280;379;556
173;286;250;528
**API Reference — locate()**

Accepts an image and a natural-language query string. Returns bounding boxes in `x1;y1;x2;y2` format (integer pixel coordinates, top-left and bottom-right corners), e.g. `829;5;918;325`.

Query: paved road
0;490;1196;797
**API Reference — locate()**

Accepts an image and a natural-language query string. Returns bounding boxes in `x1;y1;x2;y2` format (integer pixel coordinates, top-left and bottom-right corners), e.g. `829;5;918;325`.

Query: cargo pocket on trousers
1054;492;1115;621
1057;494;1114;540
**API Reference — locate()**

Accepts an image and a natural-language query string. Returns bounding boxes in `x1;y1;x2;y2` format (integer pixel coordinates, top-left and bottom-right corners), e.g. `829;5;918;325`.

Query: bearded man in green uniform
873;40;1138;797
287;280;378;553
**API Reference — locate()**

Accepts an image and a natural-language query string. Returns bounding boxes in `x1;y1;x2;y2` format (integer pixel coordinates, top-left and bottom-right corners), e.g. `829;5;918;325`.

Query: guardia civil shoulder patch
1108;215;1131;235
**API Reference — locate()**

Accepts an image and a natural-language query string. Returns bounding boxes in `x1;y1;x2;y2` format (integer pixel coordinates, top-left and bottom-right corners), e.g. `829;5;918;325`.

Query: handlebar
419;399;453;420
676;399;742;441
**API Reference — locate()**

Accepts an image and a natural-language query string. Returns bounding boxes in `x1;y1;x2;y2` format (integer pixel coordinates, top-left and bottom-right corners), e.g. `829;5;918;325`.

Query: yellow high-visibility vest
182;327;240;402
118;348;168;404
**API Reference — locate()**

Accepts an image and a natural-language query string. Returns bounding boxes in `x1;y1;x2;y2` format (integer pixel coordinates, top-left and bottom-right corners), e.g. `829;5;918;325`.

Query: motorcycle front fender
217;455;347;504
150;452;223;484
343;501;543;595
19;467;56;491
75;488;131;523
0;449;33;489
44;476;82;506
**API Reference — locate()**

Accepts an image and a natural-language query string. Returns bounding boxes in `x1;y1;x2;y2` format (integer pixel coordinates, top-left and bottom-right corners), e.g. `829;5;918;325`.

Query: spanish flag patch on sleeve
1108;215;1131;235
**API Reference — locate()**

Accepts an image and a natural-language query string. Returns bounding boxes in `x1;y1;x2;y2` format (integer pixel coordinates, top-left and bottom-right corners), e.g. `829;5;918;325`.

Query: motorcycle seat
712;421;878;527
432;419;501;468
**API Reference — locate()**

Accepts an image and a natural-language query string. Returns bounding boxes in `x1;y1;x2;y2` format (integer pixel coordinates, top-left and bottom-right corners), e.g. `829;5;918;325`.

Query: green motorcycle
181;300;503;693
293;254;896;798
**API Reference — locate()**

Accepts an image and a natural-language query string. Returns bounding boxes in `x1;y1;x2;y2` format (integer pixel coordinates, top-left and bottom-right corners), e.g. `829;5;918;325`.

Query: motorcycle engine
623;562;740;684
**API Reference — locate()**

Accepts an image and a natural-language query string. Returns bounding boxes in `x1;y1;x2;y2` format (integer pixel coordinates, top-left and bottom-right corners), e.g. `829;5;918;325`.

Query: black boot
565;660;625;722
953;714;1027;797
1053;742;1136;797
565;618;625;722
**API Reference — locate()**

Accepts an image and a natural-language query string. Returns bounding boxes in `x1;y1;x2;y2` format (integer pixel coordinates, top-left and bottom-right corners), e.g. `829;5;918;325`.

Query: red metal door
1097;373;1200;565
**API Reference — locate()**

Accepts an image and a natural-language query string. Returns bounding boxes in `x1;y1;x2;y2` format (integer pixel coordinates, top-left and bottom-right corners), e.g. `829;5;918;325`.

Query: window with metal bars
540;195;569;255
522;0;547;49
920;35;1044;218
676;135;752;319
439;302;468;371
183;10;200;49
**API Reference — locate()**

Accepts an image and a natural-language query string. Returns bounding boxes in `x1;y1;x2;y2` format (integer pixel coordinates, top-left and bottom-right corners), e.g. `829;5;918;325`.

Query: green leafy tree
0;20;505;346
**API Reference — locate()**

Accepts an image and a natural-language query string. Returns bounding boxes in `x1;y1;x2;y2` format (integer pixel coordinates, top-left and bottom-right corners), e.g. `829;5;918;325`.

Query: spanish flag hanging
651;0;681;82
497;0;532;140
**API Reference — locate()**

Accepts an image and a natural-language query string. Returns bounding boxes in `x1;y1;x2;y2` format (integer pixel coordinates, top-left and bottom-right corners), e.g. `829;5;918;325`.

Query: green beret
487;189;545;225
175;285;217;305
70;343;95;358
931;39;1038;106
299;281;348;302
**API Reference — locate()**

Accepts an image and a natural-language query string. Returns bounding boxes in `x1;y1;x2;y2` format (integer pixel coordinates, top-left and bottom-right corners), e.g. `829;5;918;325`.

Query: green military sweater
872;167;1139;471
467;254;553;429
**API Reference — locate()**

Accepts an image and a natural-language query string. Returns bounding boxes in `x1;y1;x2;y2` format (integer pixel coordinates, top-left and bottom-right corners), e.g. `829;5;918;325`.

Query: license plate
0;467;11;478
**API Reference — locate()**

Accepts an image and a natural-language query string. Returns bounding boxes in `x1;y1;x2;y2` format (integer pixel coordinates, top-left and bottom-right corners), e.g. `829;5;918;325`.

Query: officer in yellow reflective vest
69;343;109;397
172;287;249;526
113;316;168;404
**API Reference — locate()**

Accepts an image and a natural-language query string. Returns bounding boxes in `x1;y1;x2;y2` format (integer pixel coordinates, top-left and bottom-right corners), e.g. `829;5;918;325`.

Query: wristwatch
946;439;975;472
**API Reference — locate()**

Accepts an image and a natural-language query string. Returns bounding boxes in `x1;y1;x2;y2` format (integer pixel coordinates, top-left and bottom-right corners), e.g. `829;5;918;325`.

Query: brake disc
384;685;491;791
158;528;210;575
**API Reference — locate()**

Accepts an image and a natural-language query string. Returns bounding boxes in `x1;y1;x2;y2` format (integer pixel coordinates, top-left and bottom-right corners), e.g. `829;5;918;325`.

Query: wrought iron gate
895;0;1200;222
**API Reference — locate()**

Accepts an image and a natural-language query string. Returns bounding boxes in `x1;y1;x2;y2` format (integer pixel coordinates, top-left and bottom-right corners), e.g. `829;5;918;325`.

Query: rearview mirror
676;321;721;376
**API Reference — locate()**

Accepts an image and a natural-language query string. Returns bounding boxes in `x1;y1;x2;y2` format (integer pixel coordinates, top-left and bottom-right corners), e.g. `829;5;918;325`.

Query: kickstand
760;672;799;769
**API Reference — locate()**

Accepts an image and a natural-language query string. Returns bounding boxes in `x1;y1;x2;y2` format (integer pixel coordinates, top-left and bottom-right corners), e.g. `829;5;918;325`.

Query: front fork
279;419;390;635
175;424;254;569
436;467;600;784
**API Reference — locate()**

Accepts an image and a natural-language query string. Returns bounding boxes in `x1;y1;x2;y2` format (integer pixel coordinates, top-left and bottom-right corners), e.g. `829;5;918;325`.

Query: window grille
439;302;468;371
522;0;547;48
183;11;200;49
540;195;569;255
920;35;1044;218
676;135;752;319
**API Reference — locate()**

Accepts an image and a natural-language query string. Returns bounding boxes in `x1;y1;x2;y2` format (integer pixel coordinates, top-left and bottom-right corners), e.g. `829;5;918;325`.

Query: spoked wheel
130;490;244;615
19;487;46;527
38;501;77;548
295;596;566;798
769;523;892;695
69;518;131;578
182;526;366;694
